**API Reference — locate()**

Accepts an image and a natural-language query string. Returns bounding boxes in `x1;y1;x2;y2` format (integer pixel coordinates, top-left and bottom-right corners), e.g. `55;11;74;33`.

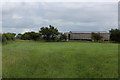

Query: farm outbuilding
65;31;110;41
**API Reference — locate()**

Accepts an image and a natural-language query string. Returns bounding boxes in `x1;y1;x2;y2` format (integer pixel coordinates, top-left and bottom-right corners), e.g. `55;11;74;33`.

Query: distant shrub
2;33;16;43
0;34;2;43
60;33;67;41
109;29;120;42
16;33;22;39
91;32;103;41
21;32;41;41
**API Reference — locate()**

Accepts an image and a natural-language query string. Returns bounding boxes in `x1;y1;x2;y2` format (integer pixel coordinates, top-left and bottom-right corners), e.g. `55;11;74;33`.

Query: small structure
65;31;110;41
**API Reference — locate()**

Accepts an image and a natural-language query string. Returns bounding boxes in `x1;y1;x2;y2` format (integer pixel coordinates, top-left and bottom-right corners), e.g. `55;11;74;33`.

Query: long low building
65;31;110;41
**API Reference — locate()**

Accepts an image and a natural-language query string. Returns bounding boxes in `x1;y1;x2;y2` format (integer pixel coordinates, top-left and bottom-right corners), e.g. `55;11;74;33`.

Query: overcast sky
1;2;118;33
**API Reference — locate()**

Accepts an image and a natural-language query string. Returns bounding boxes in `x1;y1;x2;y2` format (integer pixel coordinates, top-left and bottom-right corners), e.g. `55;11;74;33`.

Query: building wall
70;33;91;40
100;33;110;41
68;33;110;41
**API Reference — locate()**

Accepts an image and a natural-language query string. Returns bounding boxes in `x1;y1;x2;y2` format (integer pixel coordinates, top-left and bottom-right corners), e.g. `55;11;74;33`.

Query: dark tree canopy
109;29;120;42
91;32;103;41
39;25;59;41
21;32;41;41
60;33;67;41
2;33;16;43
16;33;22;39
0;34;2;43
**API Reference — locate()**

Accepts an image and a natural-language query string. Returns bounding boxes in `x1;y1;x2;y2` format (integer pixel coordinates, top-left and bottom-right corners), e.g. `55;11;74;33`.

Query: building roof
69;31;109;33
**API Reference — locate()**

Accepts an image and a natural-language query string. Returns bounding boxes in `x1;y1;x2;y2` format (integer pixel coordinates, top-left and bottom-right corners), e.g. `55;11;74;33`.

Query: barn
65;31;110;41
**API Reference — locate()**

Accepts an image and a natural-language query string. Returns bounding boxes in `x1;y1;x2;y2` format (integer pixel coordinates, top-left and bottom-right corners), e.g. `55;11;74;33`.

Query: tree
109;29;120;42
91;32;103;41
16;33;22;39
2;34;7;43
2;33;16;43
3;33;16;41
0;34;2;43
30;32;41;41
39;25;59;41
21;32;31;40
60;33;67;41
21;32;41;41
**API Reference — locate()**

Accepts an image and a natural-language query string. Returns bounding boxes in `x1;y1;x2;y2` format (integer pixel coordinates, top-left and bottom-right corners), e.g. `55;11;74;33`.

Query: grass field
2;41;118;78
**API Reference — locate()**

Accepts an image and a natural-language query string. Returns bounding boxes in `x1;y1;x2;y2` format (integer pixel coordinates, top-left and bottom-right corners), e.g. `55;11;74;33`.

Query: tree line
0;33;16;43
0;25;120;43
91;29;120;42
1;25;67;43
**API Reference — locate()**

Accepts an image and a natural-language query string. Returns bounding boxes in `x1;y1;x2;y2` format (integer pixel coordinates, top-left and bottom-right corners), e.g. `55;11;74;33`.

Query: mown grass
2;41;118;78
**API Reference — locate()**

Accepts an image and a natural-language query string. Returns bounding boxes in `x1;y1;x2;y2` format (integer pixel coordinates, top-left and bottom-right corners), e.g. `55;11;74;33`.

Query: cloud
1;2;118;33
12;14;23;19
1;0;119;2
2;27;38;34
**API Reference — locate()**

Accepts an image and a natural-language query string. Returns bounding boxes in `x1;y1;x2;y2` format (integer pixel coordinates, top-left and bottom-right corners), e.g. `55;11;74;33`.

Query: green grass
2;41;118;78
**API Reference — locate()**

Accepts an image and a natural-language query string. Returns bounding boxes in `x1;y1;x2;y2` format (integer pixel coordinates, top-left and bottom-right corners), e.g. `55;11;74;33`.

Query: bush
109;29;120;42
91;32;103;41
16;33;22;39
60;33;67;41
0;34;2;43
2;33;16;43
21;32;41;41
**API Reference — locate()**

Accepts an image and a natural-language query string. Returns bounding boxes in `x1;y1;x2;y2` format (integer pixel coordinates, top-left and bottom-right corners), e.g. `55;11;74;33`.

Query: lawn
2;41;118;78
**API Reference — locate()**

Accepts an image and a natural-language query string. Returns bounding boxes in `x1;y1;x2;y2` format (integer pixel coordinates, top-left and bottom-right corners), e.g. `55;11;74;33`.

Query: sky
1;1;119;34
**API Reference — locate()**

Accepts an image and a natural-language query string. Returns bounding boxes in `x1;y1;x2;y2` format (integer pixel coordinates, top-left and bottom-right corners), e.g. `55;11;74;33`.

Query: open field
2;41;118;78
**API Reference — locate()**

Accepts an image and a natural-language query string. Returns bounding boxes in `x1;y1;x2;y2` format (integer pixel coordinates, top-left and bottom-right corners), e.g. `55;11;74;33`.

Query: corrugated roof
70;31;109;33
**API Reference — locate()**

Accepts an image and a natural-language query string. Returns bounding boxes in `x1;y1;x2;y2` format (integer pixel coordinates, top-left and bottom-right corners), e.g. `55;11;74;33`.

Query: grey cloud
2;2;118;33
